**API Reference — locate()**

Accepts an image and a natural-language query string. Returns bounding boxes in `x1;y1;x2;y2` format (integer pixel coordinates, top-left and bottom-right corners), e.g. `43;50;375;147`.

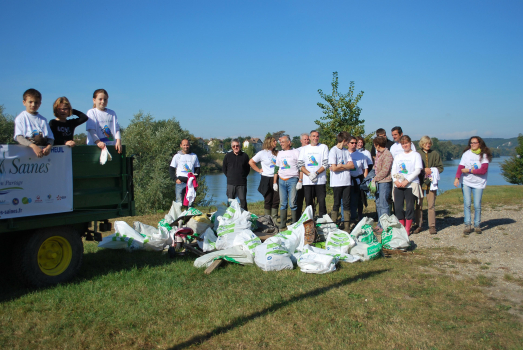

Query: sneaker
463;225;473;235
475;226;482;234
429;227;437;235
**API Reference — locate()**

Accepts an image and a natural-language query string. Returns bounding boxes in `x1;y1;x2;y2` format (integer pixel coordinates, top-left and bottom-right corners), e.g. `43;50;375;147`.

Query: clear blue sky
1;0;522;141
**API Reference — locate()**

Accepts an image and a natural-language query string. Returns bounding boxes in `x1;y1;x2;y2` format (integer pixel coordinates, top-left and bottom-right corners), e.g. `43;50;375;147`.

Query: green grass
1;185;522;349
1;246;522;349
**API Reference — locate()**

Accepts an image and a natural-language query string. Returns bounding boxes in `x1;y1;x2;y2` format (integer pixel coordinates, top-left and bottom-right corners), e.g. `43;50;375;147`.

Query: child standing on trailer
86;89;122;154
49;96;88;146
13;88;54;158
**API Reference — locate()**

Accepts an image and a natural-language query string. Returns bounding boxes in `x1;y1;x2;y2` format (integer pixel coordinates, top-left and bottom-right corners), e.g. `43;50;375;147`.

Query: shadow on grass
0;247;189;303
167;268;389;350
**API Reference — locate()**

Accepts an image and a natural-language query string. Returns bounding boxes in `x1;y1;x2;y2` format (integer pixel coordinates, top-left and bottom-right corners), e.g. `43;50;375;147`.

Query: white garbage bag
349;241;382;261
132;221;170;251
215;229;261;255
316;214;338;241
303;244;360;263
99;146;112;165
325;229;356;254
378;214;410;250
297;251;337;274
98;221;144;252
199;227;218;252
164;201;183;225
194;246;254;268
349;217;374;238
254;238;294;271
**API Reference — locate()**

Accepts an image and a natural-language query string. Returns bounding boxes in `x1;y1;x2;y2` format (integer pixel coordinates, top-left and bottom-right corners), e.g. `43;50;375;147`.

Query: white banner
0;145;73;219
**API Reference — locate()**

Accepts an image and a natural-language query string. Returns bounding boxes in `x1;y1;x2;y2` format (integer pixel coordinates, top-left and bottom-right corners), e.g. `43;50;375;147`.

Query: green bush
501;134;523;185
123;111;210;214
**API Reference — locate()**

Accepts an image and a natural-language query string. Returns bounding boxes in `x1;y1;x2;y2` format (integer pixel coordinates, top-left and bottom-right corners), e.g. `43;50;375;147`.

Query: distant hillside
440;137;518;148
437;137;519;157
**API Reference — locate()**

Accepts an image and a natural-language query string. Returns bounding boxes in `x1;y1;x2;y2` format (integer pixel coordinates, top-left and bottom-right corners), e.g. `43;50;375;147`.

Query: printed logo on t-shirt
270;158;276;168
471;163;479;170
282;159;291;169
56;126;72;136
307;155;318;166
399;163;408;174
102;125;114;141
182;163;192;173
31;129;40;137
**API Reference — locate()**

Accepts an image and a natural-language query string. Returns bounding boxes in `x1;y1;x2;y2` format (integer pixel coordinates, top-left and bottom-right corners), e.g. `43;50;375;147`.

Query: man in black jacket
370;128;395;162
223;139;251;210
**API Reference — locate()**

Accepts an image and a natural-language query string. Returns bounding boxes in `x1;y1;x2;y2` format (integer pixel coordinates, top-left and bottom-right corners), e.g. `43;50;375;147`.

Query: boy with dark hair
14;89;54;158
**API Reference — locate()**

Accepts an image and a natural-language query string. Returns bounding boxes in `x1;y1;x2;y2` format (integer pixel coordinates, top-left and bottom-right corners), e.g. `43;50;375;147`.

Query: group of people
209;127;491;236
13;88;122;156
13;88;491;236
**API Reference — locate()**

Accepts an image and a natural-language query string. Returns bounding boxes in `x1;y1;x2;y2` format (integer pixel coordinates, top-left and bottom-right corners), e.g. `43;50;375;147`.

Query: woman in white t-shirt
453;136;492;235
249;137;279;220
86;89;122;154
391;135;423;234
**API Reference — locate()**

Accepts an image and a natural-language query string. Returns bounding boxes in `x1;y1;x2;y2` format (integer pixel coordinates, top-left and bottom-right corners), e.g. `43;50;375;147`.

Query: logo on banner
22;197;32;204
46;194;53;203
35;195;42;203
12;198;19;205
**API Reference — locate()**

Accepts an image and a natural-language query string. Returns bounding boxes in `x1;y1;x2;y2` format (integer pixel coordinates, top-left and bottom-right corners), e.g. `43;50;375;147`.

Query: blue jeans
375;182;392;228
175;183;186;203
279;177;298;211
462;184;483;227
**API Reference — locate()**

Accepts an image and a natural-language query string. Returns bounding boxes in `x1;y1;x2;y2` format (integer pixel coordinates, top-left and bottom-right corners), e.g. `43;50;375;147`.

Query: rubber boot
291;210;299;225
264;209;271;216
343;211;351;231
399;219;406;227
279;210;287;230
405;219;413;236
330;211;338;225
271;208;279;224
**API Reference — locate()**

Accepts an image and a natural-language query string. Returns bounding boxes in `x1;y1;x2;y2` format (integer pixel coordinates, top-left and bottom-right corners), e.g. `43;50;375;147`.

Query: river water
203;156;514;205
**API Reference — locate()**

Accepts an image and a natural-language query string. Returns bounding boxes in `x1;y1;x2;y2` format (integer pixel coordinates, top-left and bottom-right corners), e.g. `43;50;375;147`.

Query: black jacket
223;151;251;185
370;138;394;159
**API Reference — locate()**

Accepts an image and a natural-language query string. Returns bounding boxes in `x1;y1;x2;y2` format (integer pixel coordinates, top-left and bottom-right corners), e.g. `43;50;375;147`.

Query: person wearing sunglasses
346;135;369;226
454;136;492;235
223;139;251;210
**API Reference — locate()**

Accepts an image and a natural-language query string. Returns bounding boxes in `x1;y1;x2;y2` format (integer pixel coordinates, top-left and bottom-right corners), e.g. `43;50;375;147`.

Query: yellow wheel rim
37;236;72;276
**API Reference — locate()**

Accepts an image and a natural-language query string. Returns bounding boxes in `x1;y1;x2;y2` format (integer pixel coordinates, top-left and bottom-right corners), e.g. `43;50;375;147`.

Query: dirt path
409;204;523;318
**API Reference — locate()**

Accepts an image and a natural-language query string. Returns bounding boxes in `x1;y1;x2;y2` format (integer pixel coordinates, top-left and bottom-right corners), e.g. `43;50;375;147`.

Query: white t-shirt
348;151;368;178
358;148;373;165
252;150;277;177
459;150;489;189
299;144;329;185
13;111;54;140
392;151;423;187
276;149;300;178
170;153;200;178
328;146;352;187
390;142;416;158
86;108;120;145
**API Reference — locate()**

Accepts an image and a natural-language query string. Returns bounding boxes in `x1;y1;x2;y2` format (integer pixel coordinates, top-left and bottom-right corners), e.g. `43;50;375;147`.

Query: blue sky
1;0;522;141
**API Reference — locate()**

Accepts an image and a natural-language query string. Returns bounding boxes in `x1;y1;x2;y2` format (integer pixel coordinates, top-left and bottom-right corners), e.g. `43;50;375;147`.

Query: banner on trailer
0;145;73;219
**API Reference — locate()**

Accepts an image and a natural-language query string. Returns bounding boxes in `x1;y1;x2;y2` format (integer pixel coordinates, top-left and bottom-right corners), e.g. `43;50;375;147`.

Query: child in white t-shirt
86;89;122;154
13;89;54;158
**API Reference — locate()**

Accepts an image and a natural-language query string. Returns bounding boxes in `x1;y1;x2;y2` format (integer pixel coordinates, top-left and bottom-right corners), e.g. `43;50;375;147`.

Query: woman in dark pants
391;135;423;234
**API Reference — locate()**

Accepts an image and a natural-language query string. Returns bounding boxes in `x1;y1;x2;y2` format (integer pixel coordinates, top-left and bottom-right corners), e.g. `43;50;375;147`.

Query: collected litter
98;198;417;274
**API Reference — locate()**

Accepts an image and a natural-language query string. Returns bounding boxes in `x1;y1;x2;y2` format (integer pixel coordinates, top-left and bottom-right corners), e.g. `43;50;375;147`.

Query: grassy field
1;186;522;349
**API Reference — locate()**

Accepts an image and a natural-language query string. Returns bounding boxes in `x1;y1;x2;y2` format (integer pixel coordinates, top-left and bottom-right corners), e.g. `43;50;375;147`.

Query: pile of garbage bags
98;199;411;275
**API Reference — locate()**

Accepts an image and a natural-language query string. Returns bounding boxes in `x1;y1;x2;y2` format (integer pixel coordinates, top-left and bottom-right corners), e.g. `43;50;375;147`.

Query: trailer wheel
14;226;83;288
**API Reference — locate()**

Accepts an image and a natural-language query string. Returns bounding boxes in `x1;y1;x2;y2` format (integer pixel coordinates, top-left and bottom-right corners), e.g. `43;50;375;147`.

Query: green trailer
0;145;135;287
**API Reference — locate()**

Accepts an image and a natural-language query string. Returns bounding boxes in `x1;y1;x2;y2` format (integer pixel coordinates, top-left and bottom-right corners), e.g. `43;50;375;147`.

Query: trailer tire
14;226;83;288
